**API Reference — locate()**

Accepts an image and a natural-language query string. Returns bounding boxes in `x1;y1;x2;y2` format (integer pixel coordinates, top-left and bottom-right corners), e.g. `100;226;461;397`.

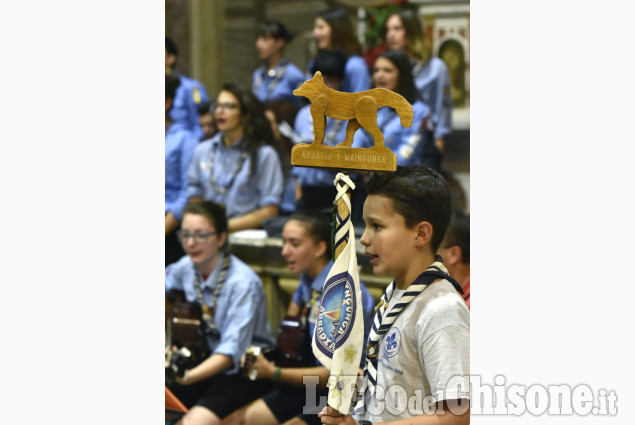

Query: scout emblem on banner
311;174;364;414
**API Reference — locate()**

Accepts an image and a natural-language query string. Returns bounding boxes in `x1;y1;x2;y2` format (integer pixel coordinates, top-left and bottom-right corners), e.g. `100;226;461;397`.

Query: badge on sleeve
193;86;201;104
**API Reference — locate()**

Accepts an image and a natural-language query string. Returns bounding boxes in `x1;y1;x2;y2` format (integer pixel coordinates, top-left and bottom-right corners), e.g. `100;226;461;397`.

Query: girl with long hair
309;7;370;94
384;9;453;168
224;212;376;425
187;83;286;232
165;201;275;424
360;49;430;166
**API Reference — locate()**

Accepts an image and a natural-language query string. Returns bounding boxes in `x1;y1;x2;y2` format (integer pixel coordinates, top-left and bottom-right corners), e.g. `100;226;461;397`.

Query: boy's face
360;194;417;284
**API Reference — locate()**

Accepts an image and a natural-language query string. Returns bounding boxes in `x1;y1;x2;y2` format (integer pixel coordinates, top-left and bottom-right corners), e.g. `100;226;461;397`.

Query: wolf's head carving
293;71;325;101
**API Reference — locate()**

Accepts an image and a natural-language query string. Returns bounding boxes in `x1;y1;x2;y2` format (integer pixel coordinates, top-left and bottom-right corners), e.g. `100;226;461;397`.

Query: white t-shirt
360;279;470;421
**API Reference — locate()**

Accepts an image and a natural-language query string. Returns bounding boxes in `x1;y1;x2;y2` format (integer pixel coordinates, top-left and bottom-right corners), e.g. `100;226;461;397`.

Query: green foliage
362;1;417;48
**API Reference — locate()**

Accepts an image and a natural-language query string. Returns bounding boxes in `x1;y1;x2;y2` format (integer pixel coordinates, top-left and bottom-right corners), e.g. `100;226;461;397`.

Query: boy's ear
414;221;433;247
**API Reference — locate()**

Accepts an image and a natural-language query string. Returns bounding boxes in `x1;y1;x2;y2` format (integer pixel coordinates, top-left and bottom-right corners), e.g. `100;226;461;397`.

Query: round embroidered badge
314;272;357;357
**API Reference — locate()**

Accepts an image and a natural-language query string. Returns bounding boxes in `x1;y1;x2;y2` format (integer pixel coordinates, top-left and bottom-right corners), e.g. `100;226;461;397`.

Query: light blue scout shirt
166;253;275;374
280;176;296;216
186;132;284;219
357;101;430;166
169;73;210;140
166;122;199;222
291;104;365;188
342;55;371;94
292;260;377;366
306;55;370;94
412;57;453;140
252;59;306;106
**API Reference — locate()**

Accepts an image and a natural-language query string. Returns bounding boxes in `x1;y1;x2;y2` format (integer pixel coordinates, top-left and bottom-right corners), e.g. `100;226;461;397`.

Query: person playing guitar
165;201;275;425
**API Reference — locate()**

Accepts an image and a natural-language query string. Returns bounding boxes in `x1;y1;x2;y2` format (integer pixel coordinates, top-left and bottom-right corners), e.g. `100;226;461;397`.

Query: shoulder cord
253;60;289;102
192;254;232;335
208;142;248;199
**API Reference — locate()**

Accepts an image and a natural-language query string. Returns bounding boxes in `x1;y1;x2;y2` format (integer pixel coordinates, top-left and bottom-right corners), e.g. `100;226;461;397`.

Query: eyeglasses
177;230;218;244
212;101;239;111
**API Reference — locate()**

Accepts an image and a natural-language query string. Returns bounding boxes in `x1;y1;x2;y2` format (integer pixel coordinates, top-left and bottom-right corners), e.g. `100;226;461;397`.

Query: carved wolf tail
377;90;414;128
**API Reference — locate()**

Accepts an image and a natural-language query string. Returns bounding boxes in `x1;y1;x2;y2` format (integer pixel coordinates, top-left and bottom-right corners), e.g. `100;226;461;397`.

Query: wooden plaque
291;71;413;173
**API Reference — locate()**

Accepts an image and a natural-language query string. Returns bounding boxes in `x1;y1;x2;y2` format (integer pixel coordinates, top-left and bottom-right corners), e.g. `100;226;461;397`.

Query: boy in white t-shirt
319;166;469;425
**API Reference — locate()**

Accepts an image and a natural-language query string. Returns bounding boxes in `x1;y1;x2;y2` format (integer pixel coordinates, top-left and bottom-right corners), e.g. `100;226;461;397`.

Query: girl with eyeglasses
186;83;287;233
165;201;275;424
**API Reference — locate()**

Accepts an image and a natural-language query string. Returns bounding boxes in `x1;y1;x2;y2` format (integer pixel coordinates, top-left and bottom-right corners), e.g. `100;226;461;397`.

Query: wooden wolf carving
291;71;413;172
293;71;413;148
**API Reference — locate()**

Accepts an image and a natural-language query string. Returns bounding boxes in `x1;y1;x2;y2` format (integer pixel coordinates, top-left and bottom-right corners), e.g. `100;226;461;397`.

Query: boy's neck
395;251;437;290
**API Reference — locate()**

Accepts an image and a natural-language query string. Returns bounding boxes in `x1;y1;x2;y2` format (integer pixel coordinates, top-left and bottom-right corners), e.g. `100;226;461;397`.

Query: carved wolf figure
293;71;413;148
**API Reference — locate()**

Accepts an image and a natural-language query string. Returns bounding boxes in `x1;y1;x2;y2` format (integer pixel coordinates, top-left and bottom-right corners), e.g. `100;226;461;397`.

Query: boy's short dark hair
442;210;470;263
311;49;348;81
364;166;452;252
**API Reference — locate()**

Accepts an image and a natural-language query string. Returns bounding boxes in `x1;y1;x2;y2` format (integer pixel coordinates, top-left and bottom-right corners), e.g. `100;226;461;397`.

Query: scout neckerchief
253;59;289;102
354;256;463;413
208;139;248;199
193;253;231;336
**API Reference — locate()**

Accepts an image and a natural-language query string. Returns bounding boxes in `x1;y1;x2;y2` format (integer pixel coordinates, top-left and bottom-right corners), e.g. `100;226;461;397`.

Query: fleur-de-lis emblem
386;332;398;350
382;328;401;359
